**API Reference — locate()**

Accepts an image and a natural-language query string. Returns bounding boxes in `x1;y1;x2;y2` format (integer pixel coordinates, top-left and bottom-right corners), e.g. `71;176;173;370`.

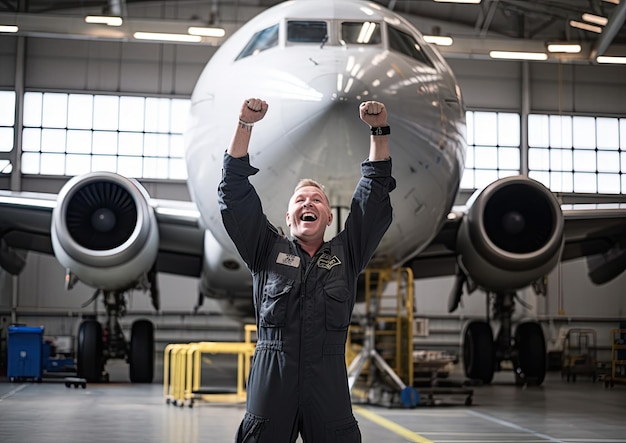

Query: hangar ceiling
0;0;625;63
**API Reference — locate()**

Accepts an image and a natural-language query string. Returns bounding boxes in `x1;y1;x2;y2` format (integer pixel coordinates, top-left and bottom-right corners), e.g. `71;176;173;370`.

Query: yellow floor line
353;405;434;443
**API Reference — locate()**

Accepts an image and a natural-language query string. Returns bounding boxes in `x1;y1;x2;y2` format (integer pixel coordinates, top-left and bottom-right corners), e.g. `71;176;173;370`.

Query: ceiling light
133;32;202;43
569;20;603;33
582;13;609;26
188;26;225;38
489;50;548;60
424;35;454;46
433;0;481;3
597;55;626;64
602;0;620;4
85;16;123;26
547;43;582;53
0;25;18;33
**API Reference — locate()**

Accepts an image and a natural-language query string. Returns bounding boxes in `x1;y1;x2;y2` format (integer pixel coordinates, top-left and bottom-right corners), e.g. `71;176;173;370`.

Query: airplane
2;0;626;387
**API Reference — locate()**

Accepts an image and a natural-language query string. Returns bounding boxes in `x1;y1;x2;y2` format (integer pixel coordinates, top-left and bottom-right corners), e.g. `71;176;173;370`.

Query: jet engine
51;172;159;290
456;176;564;292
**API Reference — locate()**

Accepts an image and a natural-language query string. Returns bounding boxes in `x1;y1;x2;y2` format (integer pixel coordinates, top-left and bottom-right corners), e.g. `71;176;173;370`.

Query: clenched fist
240;98;268;124
359;101;387;128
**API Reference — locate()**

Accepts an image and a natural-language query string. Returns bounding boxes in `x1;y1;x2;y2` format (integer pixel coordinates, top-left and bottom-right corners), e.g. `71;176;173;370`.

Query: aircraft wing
404;178;626;292
149;198;205;277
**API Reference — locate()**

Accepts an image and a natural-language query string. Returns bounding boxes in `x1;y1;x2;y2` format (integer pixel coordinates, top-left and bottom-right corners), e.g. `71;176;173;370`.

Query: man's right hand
240;98;268;124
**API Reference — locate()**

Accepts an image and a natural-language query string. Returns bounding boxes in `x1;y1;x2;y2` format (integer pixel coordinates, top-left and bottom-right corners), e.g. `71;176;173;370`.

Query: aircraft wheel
77;320;103;383
129;319;155;383
463;321;495;384
515;322;546;386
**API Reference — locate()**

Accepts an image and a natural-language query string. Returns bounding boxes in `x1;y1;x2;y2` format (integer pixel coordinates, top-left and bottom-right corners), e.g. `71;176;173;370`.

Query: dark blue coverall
218;153;396;443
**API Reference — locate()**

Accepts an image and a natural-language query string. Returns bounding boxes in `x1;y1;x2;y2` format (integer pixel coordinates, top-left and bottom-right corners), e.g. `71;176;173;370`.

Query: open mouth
301;213;318;222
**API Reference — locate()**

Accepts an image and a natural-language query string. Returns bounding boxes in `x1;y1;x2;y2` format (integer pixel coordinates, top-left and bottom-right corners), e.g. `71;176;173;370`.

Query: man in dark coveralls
218;97;396;443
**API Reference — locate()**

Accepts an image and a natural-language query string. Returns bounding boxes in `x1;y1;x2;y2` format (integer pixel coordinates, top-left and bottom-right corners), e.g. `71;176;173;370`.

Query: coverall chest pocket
260;273;293;327
324;281;352;331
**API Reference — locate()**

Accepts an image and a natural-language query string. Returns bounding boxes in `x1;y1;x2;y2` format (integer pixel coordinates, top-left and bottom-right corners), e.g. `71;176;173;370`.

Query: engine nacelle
456;176;564;292
51;172;159;290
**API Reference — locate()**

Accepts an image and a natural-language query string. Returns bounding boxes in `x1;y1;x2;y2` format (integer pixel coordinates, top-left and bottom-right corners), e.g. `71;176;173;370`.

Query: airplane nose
277;73;370;134
309;72;370;103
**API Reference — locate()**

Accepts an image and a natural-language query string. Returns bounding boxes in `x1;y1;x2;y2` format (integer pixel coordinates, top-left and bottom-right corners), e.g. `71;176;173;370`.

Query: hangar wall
1;34;626;360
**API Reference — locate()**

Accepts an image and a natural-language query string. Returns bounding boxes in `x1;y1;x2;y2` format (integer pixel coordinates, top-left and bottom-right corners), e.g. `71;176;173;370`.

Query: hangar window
236;24;279;60
461;111;521;190
341;22;381;45
388;25;434;68
528;114;625;194
21;92;189;180
287;21;328;43
0;90;15;173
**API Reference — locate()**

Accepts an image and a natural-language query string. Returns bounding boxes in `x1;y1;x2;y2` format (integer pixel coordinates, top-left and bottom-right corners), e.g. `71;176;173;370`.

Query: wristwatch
370;126;391;136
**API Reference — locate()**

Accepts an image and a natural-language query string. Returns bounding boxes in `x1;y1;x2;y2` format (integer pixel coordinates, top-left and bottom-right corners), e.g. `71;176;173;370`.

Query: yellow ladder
349;267;415;387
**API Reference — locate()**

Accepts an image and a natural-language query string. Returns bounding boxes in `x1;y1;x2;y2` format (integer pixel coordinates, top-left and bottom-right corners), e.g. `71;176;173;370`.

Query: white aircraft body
2;0;626;387
184;0;465;310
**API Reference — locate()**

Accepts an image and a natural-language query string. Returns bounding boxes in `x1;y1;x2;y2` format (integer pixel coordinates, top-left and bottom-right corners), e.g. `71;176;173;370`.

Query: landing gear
463;321;495;384
77;320;104;382
76;289;155;383
129;319;155;383
462;292;547;387
514;322;546;386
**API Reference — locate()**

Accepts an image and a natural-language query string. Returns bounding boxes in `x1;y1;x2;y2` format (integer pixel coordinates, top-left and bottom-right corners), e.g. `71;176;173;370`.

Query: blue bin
7;325;44;382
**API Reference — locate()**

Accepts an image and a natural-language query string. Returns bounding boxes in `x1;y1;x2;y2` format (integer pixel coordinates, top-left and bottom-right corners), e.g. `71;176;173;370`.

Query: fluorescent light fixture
133;32;202;43
357;21;377;43
569;20;602;33
489;50;548;60
424;35;454;46
547;43;582;53
582;13;609;26
188;26;225;38
0;25;18;33
602;0;620;4
597;55;626;64
433;0;481;3
85;15;123;26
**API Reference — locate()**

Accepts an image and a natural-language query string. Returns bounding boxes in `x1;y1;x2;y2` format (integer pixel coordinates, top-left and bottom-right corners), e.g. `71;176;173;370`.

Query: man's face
286;186;333;243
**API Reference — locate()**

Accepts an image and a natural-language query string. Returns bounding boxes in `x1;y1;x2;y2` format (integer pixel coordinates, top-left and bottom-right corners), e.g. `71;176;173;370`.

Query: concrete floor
1;361;625;443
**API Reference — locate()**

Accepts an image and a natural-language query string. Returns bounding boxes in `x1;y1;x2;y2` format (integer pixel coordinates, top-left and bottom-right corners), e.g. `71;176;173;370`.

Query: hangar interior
0;0;626;389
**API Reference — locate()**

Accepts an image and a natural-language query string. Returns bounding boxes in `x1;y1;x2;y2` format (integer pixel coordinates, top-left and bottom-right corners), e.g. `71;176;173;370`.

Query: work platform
347;268;473;407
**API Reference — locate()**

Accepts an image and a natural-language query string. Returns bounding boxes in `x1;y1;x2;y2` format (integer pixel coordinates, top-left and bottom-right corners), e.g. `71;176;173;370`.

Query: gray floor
1;362;625;443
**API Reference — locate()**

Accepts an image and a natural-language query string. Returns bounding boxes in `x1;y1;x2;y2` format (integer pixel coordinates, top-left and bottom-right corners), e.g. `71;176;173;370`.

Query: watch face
371;126;390;136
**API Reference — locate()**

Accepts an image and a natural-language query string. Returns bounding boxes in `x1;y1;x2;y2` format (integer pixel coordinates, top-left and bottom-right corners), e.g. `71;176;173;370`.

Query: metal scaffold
347;267;473;407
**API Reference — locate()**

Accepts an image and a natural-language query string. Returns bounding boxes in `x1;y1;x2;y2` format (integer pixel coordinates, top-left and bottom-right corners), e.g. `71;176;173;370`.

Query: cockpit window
388;25;434;68
236;24;279;60
287;21;328;43
341;22;381;45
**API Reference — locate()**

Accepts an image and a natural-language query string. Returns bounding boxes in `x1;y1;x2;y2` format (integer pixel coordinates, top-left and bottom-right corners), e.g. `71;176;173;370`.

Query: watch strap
370;125;391;136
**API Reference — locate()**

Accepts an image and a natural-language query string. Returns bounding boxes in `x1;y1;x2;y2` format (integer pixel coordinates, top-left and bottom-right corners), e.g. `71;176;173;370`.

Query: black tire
463;321;495;384
129;319;154;383
77;320;103;383
515;322;546;386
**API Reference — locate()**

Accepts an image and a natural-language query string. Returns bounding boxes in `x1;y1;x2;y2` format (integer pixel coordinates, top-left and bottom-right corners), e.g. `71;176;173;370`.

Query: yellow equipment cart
561;328;597;383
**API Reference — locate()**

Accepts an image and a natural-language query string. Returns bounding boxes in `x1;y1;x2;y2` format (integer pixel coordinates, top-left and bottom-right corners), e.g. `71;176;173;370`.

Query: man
218;98;396;442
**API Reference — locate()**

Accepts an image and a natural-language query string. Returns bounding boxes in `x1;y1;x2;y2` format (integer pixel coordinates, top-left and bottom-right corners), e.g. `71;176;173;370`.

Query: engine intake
51;172;159;290
457;176;564;292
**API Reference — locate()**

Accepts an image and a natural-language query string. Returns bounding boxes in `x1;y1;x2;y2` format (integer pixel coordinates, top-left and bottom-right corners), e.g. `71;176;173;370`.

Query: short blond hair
293;178;330;205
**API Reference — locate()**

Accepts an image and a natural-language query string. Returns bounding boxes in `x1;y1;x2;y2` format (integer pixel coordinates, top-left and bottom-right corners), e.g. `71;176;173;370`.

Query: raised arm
227;98;269;158
359;101;390;161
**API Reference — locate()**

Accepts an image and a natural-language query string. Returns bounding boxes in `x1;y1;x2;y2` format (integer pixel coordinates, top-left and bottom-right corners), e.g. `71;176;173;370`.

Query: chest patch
317;253;342;270
276;252;301;268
